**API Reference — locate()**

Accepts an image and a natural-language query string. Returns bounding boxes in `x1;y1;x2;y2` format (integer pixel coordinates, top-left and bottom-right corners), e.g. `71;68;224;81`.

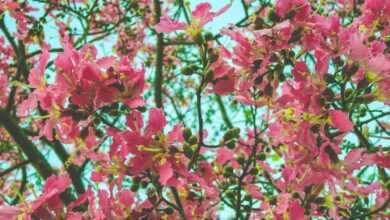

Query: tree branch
153;0;164;109
0;160;30;177
0;109;74;204
216;95;233;129
42;138;85;195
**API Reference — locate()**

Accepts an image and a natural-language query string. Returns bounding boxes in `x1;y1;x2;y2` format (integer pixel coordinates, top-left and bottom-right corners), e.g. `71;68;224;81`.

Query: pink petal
125;97;145;109
368;54;390;74
289;201;305;220
29;46;49;88
246;185;263;200
159;162;173;185
276;0;292;17
213;77;235;95
146;108;166;135
292;61;308;82
126;111;143;132
16;94;38;117
96;56;116;68
275;193;290;214
91;171;104;182
349;34;370;61
0;206;20;219
330;110;353;132
192;3;230;26
315;49;329;78
43;175;71;195
82;64;101;82
118;190;133;206
345;148;363;164
168;123;184;143
216;148;234;164
192;3;212;20
155;16;186;33
66;212;83;220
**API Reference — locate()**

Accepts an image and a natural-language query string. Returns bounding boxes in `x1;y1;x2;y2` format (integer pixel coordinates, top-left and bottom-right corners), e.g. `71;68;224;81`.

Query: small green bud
226;140;236;149
223;128;240;141
188;135;198;145
205;70;214;82
141;181;148;188
250;167;259;175
313;197;325;204
268;9;280;22
193;33;204;44
236;155;245;165
181;64;197;75
204;32;214;41
131;183;139;192
80;127;89;139
224;166;233;175
244;194;252;201
325;74;335;83
183;144;193;158
257;153;266;161
226;190;235;199
165;207;174;215
385;181;390;190
292;191;300;199
182;128;192;141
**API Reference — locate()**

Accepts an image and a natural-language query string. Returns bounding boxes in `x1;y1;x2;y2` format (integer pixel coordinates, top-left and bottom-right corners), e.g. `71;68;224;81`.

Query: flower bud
226;140;236;149
182;128;192;141
131;183;139;192
223;128;240;141
250;167;259;175
165;207;174;215
188;135;198;145
257;153;266;161
183;144;193;158
236;155;245;165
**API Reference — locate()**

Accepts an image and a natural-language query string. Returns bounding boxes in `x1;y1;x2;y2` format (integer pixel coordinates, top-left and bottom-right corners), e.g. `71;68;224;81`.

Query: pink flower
91;171;104;182
315;49;329;78
275;193;291;214
155;2;230;33
145;108;166;136
155;16;186;33
292;61;309;82
365;0;385;13
192;3;230;26
275;0;310;20
0;74;8;107
29;46;49;89
216;148;234;164
289;201;305;220
159;161;173;185
329;110;353;132
349;34;370;61
213;76;236;95
0;206;20;219
1;175;73;219
246;185;263;200
118;190;133;206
